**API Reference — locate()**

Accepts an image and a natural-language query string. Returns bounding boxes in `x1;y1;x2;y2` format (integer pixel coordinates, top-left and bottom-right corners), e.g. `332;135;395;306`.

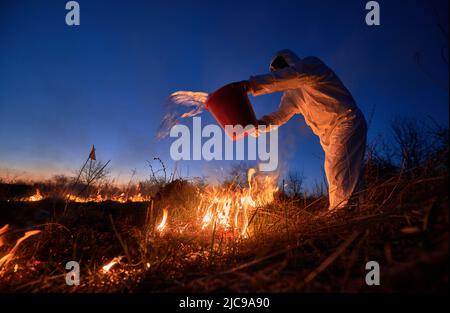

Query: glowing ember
0;229;41;270
156;208;169;232
101;256;123;273
28;189;43;201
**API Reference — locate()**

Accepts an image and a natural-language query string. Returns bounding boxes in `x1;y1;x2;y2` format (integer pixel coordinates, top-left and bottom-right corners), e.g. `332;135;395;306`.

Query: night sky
0;0;448;189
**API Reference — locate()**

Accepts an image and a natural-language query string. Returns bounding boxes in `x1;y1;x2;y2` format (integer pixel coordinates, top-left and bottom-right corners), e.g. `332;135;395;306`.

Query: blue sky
0;0;448;188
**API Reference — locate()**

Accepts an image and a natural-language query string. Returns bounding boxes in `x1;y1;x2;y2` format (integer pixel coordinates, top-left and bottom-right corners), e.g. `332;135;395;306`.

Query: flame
201;210;214;230
65;192;151;203
198;168;278;237
128;193;145;202
0;224;10;248
16;168;277;240
101;256;123;273
17;186;152;203
156;208;169;232
248;168;256;192
28;189;43;201
0;229;41;270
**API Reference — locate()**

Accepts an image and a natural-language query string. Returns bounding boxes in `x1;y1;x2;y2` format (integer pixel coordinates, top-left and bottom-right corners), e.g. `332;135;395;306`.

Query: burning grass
0;163;447;292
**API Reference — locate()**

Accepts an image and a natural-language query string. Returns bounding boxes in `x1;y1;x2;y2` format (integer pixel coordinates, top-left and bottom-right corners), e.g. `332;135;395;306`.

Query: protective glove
250;118;274;137
258;116;277;133
235;80;251;93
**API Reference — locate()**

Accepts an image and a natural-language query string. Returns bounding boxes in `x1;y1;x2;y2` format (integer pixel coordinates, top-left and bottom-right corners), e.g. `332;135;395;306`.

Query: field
0;177;447;292
0;121;448;293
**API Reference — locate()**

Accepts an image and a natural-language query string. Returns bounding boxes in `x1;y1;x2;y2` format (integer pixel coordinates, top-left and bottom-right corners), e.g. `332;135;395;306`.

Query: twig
303;231;359;284
125;169;137;200
153;157;167;182
223;246;291;275
341;230;369;291
210;221;217;255
109;214;130;262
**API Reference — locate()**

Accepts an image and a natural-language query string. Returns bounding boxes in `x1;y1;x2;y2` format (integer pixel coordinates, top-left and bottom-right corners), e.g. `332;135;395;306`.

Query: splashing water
156;91;209;139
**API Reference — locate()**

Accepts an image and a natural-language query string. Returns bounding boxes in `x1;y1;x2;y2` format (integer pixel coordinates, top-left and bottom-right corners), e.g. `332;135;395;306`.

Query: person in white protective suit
240;49;367;211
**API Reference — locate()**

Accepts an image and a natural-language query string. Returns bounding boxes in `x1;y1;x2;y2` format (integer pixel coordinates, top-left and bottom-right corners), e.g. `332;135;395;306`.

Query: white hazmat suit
247;49;367;210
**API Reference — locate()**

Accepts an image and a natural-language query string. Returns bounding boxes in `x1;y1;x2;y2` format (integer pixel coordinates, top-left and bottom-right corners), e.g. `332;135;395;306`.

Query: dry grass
0;165;447;292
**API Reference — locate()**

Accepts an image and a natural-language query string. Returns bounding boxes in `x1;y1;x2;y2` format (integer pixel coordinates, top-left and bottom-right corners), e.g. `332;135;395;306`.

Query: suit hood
269;49;301;70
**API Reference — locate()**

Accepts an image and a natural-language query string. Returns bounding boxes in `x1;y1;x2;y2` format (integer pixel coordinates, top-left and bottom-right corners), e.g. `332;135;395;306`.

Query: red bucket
205;83;258;141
